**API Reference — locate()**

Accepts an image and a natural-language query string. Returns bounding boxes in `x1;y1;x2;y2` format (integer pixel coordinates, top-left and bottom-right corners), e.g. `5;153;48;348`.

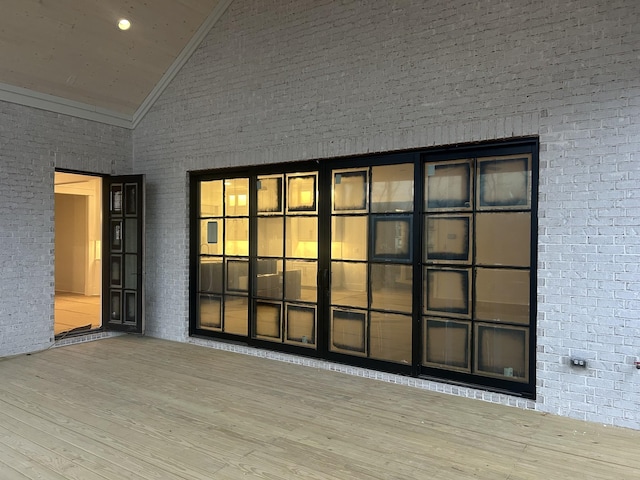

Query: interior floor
54;292;101;335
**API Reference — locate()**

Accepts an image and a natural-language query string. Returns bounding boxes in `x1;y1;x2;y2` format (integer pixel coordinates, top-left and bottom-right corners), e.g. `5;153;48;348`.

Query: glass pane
333;169;367;212
227;259;248;292
424;268;470;317
110;255;122;287
111;220;122;252
287;174;317;212
124;254;137;290
286;217;317;258
255;302;281;340
257;217;283;257
225;178;249;216
475;323;528;381
109;291;121;322
124;218;137;253
423;318;470;371
331;216;367;261
255;259;283;299
110;184;123;214
198;294;221;330
285;305;316;346
424;214;471;263
424;160;471;210
370;264;412;313
124;184;137;215
372;216;412;261
371;163;413;213
224;296;248;336
124;292;136;323
200;219;223;255
478;155;530;208
331;262;367;308
476;213;530;267
285;260;316;303
370;312;411;364
225;218;248;256
201;180;223;217
330;309;367;355
200;257;223;294
257;176;283;213
475;268;530;324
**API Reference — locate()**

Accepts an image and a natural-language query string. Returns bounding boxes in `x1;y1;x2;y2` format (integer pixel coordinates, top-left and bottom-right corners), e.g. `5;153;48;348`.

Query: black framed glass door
190;139;537;397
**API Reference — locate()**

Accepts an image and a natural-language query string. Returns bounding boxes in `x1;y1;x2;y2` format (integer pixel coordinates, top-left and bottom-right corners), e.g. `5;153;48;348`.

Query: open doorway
54;172;102;337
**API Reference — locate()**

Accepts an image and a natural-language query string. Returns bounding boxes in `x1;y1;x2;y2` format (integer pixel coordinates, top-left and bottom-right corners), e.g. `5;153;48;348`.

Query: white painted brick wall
127;0;636;428
0;102;132;357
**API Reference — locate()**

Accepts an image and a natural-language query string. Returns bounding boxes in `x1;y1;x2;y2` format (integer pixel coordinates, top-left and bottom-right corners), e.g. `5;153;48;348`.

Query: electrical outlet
571;358;587;368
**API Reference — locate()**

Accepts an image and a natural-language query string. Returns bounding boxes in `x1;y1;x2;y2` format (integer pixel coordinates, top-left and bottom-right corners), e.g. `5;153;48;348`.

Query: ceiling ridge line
0;82;132;128
131;0;235;130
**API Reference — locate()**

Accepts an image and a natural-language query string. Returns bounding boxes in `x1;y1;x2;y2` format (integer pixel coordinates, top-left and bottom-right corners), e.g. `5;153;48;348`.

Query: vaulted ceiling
0;0;231;127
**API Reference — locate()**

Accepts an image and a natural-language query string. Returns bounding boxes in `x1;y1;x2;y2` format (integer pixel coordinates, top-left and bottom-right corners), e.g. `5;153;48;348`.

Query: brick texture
134;0;640;428
0;102;132;356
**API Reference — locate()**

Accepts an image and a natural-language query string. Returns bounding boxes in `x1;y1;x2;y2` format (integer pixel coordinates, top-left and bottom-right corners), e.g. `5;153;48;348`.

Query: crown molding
131;0;234;129
0;82;132;128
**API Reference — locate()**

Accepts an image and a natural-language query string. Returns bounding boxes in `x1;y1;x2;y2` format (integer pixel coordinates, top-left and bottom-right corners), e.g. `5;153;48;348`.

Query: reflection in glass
425;160;471;210
198;294;221;330
111;256;122;287
423;318;470;371
227;260;248;292
255;259;283;299
257;176;283;213
370;264;412;313
372;217;412;261
125;292;136;323
331;216;367;261
331;262;367;308
200;219;223;255
285;260;316;303
287;174;317;212
111;184;123;214
125;254;137;290
255;302;281;340
371;163;413;213
111;220;122;252
286;305;316;346
125;218;137;253
125;184;137;215
257;217;283;257
225;218;249;256
201;180;223;217
331;309;367;355
333;170;367;212
478;156;530;208
200;257;223;294
225;178;249;216
110;291;121;321
370;312;411;364
286;217;317;258
475;268;530;324
425;215;471;263
475;323;528;381
476;213;530;267
424;268;470;316
224;296;248;335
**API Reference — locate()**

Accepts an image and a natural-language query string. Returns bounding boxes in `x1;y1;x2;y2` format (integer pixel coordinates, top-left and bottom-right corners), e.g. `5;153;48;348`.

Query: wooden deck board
0;336;638;479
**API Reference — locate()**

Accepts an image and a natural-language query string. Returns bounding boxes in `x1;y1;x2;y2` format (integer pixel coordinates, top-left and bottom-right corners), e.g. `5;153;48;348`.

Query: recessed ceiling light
118;19;131;31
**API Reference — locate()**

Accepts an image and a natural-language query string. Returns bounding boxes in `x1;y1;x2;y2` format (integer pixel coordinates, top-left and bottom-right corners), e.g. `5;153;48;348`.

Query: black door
103;175;144;333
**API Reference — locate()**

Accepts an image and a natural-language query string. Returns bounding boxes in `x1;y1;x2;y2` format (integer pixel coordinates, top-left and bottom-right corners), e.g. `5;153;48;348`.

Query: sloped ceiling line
0;0;234;130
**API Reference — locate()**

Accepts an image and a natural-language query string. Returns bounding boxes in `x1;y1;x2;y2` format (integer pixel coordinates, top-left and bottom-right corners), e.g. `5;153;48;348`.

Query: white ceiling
0;0;231;127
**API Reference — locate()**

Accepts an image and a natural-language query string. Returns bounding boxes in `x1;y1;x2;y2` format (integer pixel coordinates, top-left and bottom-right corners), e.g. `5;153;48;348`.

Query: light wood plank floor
0;336;638;479
54;293;100;335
